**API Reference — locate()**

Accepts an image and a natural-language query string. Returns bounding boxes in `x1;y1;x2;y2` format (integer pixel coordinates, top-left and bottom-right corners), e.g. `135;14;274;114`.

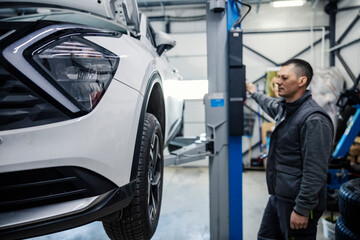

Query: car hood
0;0;140;32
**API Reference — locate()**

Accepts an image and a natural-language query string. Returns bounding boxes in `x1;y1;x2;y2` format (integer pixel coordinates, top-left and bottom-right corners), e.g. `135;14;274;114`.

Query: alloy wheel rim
148;133;162;221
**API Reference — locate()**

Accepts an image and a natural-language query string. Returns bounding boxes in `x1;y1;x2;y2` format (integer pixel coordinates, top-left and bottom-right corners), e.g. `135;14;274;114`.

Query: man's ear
298;76;307;87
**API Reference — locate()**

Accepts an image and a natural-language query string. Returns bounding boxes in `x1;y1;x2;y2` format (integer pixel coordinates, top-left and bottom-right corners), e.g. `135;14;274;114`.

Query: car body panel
85;34;180;144
0;80;142;187
85;34;154;94
85;14;183;143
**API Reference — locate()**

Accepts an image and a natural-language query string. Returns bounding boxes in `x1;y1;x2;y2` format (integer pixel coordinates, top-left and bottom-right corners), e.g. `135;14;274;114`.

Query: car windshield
0;8;127;33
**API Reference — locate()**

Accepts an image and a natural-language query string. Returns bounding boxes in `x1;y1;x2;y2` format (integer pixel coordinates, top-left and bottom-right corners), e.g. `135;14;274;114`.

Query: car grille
0;64;69;131
0;167;117;212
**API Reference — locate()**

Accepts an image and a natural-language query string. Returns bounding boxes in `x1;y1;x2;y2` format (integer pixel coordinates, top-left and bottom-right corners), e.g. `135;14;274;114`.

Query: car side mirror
155;31;176;56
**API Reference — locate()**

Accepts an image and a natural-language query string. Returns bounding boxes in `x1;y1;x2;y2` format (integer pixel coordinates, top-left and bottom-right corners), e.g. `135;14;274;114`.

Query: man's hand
246;82;257;94
290;210;309;230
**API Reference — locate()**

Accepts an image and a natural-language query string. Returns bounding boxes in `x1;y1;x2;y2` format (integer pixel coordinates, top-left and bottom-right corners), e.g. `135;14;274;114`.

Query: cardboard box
261;122;275;146
349;145;360;157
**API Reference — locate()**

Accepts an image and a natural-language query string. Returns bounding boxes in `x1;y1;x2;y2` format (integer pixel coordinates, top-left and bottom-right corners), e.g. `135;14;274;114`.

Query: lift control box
228;29;246;136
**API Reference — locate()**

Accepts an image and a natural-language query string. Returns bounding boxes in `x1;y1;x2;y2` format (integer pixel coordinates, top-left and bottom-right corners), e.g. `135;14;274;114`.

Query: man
246;59;334;240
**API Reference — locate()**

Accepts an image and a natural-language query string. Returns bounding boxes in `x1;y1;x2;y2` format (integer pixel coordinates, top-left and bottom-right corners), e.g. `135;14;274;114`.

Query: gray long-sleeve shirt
251;91;334;216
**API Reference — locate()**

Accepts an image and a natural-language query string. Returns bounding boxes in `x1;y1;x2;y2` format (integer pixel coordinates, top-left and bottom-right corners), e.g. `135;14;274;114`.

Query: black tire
335;216;360;240
338;178;360;234
103;113;164;240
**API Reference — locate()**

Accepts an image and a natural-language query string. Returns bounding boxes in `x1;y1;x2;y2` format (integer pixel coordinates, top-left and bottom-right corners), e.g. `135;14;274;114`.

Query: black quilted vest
266;92;332;202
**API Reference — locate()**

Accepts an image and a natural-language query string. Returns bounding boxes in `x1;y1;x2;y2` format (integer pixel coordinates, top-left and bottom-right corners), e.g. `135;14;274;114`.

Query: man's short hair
282;59;313;87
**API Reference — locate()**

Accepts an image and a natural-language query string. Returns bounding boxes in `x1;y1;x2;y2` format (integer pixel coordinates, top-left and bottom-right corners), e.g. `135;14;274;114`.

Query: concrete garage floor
30;167;328;240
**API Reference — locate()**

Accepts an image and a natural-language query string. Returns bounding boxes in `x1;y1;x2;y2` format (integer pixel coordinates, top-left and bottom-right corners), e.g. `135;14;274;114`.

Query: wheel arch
130;72;165;181
146;81;165;137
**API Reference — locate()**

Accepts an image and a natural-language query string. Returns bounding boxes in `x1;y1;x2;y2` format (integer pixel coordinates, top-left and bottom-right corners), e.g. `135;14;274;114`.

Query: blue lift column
206;0;244;239
227;1;245;239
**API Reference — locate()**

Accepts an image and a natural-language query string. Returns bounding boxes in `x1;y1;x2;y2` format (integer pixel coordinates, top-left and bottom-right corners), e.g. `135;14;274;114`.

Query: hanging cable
231;0;252;29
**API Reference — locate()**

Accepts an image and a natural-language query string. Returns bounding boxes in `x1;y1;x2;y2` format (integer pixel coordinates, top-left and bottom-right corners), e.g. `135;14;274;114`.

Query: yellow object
261;122;275;146
266;71;279;98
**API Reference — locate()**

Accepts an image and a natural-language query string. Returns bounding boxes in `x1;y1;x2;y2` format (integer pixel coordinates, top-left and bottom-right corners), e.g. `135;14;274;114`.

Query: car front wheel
103;113;164;240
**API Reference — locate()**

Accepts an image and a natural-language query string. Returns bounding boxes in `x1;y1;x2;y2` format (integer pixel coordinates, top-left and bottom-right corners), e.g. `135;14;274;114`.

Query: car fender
130;71;164;181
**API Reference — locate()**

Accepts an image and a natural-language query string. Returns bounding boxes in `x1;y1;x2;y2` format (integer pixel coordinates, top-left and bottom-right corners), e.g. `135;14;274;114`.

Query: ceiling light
271;0;306;8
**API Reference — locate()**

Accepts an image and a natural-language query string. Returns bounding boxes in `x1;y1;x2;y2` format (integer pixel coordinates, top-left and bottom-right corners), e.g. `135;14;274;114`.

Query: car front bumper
0;80;142;238
0;180;136;240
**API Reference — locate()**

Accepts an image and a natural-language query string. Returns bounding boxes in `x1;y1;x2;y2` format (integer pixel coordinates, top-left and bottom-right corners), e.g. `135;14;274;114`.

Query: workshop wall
142;5;207;80
335;0;360;87
242;1;329;79
165;32;207;80
144;5;206;33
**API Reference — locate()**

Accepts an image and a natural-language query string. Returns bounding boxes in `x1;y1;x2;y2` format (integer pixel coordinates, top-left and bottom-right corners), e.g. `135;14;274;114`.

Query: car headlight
33;36;119;111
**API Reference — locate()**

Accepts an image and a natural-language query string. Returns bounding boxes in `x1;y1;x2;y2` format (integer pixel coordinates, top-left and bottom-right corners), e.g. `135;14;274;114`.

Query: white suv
0;1;183;239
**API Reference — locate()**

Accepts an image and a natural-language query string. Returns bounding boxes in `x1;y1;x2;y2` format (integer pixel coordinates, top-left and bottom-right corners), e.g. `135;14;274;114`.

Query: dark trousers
258;196;322;240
